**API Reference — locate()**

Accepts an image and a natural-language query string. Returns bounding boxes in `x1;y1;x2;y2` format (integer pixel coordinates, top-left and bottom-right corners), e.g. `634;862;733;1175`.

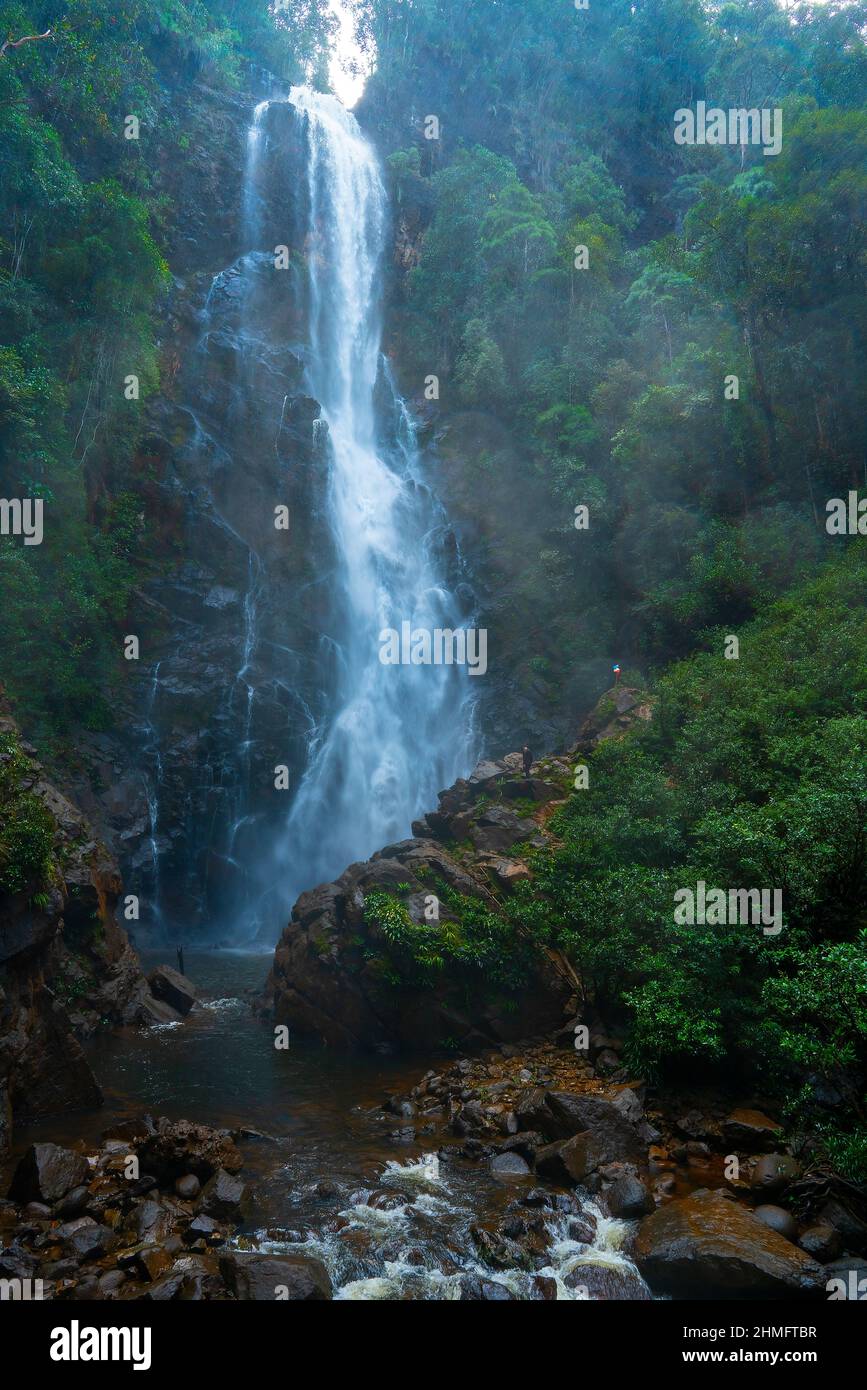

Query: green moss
0;733;54;895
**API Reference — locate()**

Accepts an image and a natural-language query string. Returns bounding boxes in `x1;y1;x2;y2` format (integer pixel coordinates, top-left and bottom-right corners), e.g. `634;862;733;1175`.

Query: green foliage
0;731;54;894
364;0;867;708
362;882;541;993
499;553;867;1139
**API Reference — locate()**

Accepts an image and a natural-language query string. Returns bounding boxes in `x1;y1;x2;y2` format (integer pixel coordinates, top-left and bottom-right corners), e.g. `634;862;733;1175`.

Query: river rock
7;1143;90;1205
137;1119;242;1183
459;1274;516;1299
749;1153;800;1196
521;1089;645;1165
606;1172;654;1219
260;837;571;1050
565;1263;651;1300
722;1108;781;1151
148;965;197;1016
199;1168;247;1218
798;1224;842;1263
175;1174;201;1200
635;1188;824;1297
754;1204;797;1240
491;1152;531;1177
219;1252;332;1300
535;1132;609;1186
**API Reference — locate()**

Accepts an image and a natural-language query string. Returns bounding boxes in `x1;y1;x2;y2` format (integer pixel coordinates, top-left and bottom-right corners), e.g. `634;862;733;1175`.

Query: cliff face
66;86;336;937
0;710;149;1159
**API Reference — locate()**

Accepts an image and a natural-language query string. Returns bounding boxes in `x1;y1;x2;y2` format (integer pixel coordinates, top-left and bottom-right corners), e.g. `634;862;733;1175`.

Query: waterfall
274;88;477;906
133;90;477;943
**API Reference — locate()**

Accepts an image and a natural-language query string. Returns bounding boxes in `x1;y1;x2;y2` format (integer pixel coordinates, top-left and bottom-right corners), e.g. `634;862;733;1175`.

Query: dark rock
199;1168;247;1219
175;1174;201;1200
147;965;197;1017
565;1263;651;1300
823;1258;867;1298
137;1119;242;1183
8;1143;90;1205
754;1204;798;1241
635;1188;824;1297
459;1274;516;1300
750;1153;801;1196
817;1199;867;1251
535;1132;609;1186
219;1252;332;1301
607;1173;654;1219
54;1185;90;1218
56;1216;114;1260
530;1274;559;1300
798;1224;842;1263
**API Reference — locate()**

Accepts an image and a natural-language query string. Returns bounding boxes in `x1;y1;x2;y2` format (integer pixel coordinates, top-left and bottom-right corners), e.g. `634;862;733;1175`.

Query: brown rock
635;1189;824;1297
219;1252;332;1300
722;1108;781;1151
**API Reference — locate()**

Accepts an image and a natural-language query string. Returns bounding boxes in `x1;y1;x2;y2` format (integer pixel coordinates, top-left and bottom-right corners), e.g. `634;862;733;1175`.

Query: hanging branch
1;29;54;58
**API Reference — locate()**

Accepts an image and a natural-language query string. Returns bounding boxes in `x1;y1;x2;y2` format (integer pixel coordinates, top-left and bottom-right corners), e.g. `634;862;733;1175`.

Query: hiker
522;744;532;778
613;662;622;685
176;944;185;976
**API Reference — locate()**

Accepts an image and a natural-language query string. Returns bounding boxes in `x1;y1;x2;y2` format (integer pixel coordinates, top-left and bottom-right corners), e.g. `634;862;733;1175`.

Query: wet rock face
63;92;337;940
0;713;151;1158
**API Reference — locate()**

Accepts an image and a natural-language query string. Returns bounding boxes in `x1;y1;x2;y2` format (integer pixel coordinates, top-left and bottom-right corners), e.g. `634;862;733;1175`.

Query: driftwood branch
0;29;54;58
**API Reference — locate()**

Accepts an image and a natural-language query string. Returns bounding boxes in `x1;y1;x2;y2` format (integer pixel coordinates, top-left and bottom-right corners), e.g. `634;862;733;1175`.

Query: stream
10;952;646;1301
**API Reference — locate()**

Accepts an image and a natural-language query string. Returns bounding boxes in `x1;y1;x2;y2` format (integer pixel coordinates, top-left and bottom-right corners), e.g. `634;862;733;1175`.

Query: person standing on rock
522;745;533;779
176;944;185;976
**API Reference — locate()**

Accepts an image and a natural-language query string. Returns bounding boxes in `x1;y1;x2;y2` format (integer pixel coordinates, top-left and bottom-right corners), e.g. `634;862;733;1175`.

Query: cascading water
133;89;476;942
274;88;477;906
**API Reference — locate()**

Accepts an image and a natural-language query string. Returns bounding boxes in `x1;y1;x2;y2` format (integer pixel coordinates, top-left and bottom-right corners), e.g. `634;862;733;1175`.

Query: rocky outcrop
0;712;154;1157
261;690;653;1052
259;746;583;1050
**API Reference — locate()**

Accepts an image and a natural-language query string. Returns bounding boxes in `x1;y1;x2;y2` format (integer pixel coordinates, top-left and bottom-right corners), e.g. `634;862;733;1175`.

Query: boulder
470;806;537;855
7;1143;90;1205
607;1173;654;1219
539;1092;645;1164
565;1263;651;1300
490;1152;531;1177
219;1252;332;1301
634;1188;824;1297
749;1153;800;1196
722;1108;781;1151
536;1132;608;1186
798;1224;842;1263
754;1204;797;1241
199;1168;247;1219
459;1275;516;1300
137;1119;242;1183
147;965;197;1017
136;994;184;1026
